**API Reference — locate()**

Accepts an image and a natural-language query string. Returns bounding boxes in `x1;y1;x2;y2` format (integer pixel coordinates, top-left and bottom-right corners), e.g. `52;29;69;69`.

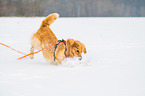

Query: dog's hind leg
30;46;34;59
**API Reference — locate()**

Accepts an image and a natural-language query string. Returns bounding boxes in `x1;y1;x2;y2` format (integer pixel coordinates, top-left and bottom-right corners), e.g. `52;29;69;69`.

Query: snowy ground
0;17;145;96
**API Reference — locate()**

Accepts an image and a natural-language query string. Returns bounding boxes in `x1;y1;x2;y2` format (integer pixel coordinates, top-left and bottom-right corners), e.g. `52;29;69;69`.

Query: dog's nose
79;56;82;60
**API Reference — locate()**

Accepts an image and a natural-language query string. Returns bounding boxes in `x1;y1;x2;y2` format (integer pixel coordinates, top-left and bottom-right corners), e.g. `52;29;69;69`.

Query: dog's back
30;13;59;60
31;13;59;49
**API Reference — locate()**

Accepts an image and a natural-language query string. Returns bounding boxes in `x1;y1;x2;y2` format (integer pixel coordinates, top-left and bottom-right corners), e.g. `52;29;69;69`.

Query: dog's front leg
30;46;34;59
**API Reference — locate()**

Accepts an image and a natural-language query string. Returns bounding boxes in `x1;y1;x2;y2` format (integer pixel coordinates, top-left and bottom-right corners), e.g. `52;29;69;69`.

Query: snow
0;17;145;96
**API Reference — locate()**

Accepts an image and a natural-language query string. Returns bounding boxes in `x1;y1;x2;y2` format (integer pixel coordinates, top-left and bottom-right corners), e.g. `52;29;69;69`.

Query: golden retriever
30;13;87;64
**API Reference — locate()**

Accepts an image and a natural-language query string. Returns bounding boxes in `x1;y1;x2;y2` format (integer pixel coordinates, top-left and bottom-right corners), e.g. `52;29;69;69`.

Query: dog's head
66;39;87;60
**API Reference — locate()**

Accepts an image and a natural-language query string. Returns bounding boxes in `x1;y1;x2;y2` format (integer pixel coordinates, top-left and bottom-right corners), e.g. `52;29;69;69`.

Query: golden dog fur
30;13;87;64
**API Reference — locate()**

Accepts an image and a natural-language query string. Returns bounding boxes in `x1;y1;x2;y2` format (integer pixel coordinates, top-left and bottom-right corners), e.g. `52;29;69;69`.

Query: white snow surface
0;17;145;96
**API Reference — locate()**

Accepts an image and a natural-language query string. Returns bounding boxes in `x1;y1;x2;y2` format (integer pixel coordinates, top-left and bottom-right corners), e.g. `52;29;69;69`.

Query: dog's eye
76;50;79;53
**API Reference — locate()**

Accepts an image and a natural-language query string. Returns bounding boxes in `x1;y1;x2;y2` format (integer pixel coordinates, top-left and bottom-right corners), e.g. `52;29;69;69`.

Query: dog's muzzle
79;56;82;60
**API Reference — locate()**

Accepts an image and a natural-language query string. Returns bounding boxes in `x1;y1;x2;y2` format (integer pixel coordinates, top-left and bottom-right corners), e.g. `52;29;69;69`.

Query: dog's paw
30;55;34;59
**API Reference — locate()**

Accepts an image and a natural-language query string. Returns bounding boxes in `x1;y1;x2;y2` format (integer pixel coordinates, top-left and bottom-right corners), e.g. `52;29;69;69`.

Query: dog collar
53;39;68;61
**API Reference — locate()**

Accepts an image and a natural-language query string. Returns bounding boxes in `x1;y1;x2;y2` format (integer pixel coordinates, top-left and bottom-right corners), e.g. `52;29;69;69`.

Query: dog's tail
40;13;59;28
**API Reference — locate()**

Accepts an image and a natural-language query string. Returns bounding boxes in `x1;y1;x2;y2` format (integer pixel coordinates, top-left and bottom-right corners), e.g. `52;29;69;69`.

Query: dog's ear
73;41;87;54
80;43;87;54
83;45;87;54
66;39;75;56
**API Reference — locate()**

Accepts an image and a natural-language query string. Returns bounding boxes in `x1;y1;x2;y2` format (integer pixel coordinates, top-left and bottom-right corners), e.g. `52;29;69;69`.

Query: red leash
0;42;26;55
17;42;58;60
0;42;57;60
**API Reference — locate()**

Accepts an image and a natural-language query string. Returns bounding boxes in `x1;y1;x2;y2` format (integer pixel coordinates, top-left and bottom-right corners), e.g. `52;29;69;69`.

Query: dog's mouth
78;56;82;60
